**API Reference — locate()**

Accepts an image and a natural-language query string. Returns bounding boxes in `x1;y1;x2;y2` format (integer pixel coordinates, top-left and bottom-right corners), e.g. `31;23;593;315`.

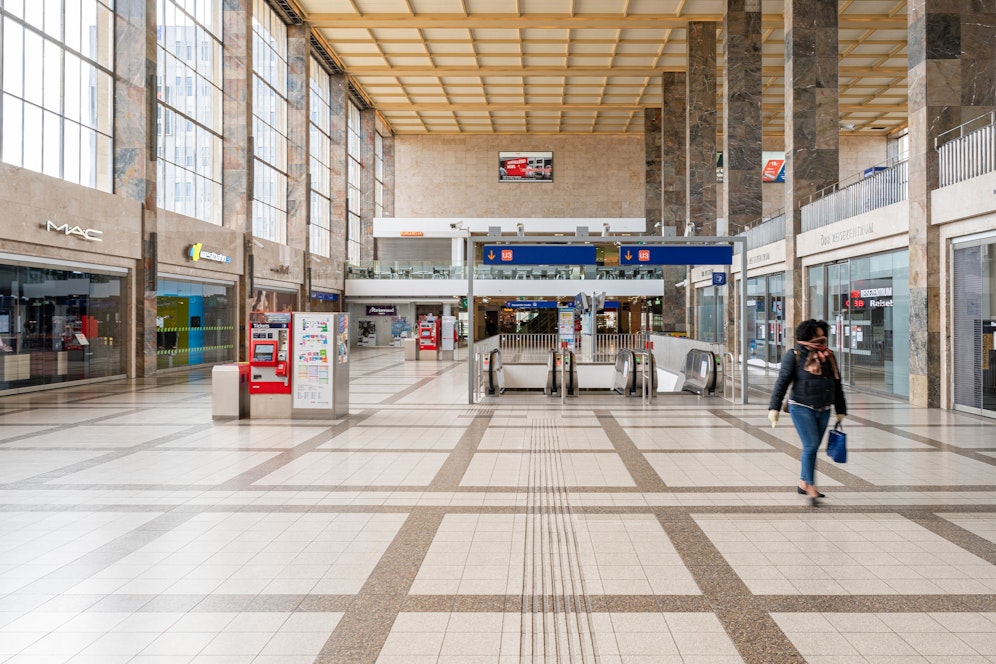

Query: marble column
907;0;996;407
723;0;763;236
114;0;157;377
645;108;662;233
723;0;763;355
783;0;838;338
360;109;376;261
686;21;718;237
382;131;395;219
286;24;310;253
329;74;348;286
661;72;688;334
223;0;252;357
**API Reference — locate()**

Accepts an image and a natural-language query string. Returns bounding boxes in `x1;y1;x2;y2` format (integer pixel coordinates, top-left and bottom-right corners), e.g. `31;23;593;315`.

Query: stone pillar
222;0;252;358
723;0;763;354
686;21;718;237
286;24;310;253
661;72;688;334
382;131;395;219
723;0;763;236
907;0;996;407
114;0;157;377
645;108;662;233
329;74;348;285
360;109;376;261
783;0;838;338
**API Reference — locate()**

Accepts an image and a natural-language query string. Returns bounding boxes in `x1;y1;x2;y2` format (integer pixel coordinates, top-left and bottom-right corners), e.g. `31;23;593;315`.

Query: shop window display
0;264;125;390
157;279;235;370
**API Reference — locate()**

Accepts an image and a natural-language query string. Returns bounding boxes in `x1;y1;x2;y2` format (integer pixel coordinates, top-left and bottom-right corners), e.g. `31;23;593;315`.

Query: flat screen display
253;343;275;362
499;151;553;182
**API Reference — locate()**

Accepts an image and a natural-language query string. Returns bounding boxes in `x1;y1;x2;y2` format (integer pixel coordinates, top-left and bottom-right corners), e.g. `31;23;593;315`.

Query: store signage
400;231;424;237
365;305;396;316
271;265;291;275
45;221;102;242
310;291;339;302
187;243;232;264
846;288;894;309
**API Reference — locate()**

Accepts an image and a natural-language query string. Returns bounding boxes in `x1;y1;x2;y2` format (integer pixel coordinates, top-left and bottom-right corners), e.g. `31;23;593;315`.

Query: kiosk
418;315;440;359
248;312;292;417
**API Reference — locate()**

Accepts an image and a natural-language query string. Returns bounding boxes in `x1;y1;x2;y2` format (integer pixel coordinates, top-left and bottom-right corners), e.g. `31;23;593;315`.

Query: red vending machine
418;315;440;352
249;313;291;394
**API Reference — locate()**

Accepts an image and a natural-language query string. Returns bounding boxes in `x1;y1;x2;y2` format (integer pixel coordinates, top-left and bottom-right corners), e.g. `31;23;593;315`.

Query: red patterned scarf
798;337;839;379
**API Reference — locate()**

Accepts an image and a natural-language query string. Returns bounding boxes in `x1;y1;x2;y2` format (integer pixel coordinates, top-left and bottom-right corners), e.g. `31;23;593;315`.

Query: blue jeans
789;404;831;485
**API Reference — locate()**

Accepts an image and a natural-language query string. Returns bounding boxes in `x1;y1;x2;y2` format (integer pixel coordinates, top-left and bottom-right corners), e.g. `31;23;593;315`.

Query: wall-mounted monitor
499;151;553;182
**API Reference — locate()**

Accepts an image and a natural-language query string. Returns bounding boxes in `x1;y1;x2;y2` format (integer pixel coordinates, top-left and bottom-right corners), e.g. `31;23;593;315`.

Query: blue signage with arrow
618;245;733;266
483;245;597;265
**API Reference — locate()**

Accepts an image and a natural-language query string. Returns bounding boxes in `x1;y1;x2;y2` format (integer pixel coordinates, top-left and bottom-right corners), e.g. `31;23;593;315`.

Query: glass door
953;239;996;416
826;261;853;385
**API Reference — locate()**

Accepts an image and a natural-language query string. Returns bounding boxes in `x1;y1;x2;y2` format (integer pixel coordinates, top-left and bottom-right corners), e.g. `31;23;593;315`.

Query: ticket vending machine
248;313;292;417
418;315;440;357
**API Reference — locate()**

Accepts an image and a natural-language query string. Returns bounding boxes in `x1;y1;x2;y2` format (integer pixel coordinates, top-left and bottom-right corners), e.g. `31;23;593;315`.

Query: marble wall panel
222;0;251;235
286;24;310;252
360;110;376;261
329;75;348;266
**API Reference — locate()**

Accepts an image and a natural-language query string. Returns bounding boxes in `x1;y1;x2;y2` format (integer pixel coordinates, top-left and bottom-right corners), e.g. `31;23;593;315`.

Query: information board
292;313;334;410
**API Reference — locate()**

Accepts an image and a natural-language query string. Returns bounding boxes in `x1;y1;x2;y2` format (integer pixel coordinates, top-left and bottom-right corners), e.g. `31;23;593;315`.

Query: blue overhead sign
483;244;597;265
618;245;734;266
503;300;558;309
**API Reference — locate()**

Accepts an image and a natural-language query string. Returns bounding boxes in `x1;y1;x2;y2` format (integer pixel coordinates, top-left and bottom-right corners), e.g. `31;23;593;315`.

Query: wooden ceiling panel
303;0;910;135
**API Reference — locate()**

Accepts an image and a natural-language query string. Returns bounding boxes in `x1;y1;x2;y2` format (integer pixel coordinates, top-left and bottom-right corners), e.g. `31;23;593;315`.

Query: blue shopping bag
827;422;847;463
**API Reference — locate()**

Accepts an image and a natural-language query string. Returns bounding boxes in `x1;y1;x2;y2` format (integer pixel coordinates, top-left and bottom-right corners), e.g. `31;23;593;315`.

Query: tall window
157;0;223;224
309;59;331;258
374;132;384;219
251;0;288;243
1;0;114;191
347;101;362;263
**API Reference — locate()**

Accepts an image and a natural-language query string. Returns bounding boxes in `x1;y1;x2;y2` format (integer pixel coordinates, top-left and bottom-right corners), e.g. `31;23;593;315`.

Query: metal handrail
801;155;909;231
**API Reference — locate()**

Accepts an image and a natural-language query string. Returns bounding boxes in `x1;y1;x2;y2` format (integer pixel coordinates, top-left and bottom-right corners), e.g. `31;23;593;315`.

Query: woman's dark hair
795;319;829;342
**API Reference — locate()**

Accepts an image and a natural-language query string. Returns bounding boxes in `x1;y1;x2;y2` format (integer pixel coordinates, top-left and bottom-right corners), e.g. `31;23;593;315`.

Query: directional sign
503;300;558;309
711;272;727;286
483;244;597;265
618;245;734;266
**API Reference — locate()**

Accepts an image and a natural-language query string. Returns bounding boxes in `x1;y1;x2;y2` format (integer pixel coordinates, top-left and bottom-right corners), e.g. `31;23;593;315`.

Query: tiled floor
0;348;994;663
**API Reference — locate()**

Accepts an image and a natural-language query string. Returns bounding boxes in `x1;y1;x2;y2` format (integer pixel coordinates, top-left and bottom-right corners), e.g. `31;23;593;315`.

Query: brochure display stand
291;312;349;419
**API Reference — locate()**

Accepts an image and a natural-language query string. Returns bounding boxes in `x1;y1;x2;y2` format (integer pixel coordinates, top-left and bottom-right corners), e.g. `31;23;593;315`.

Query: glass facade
1;0;114;191
156;278;235;370
309;58;332;258
156;0;224;224
952;236;996;417
807;249;910;397
347;101;362;264
251;0;288;243
0;262;125;389
745;272;785;365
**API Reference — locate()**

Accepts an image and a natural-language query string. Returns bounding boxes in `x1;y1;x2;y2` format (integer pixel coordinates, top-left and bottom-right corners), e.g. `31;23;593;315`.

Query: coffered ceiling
295;0;909;136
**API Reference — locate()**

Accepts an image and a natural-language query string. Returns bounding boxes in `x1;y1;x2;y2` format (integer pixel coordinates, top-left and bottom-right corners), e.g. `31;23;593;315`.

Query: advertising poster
499;151;553;182
292;313;333;409
558;308;575;347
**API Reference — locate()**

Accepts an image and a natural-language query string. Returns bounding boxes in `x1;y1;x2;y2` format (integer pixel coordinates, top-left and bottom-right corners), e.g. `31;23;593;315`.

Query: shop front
0;164;141;392
806;250;910;397
156;213;243;370
745;272;786;366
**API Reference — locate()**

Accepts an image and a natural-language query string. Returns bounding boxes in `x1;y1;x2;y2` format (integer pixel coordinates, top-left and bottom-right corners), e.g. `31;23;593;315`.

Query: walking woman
767;319;846;505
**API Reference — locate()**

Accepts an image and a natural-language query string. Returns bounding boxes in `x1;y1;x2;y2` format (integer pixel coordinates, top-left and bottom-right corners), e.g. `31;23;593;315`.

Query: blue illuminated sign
483;245;597;265
618;245;734;266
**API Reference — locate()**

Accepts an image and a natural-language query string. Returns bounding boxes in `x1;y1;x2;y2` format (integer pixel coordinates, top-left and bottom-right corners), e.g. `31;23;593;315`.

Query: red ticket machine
418;315;440;351
249;315;291;394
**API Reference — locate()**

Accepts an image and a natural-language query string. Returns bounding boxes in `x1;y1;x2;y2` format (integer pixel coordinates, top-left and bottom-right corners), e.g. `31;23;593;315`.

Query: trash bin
212;363;250;419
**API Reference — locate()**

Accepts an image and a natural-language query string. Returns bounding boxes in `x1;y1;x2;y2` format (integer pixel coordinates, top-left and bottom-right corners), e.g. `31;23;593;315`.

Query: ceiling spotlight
839;122;857;131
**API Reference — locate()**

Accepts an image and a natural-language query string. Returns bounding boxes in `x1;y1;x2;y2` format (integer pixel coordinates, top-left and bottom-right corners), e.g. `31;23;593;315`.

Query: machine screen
253;344;275;362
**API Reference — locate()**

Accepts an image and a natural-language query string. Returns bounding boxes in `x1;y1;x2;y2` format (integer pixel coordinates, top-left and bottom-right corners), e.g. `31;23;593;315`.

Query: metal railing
346;262;665;280
801;155;909;232
937;111;996;187
496;332;648;363
734;212;787;253
472;334;501;401
722;351;740;403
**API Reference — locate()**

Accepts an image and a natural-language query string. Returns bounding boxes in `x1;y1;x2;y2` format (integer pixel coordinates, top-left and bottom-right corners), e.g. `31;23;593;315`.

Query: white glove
836;414;845;424
768;410;779;428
